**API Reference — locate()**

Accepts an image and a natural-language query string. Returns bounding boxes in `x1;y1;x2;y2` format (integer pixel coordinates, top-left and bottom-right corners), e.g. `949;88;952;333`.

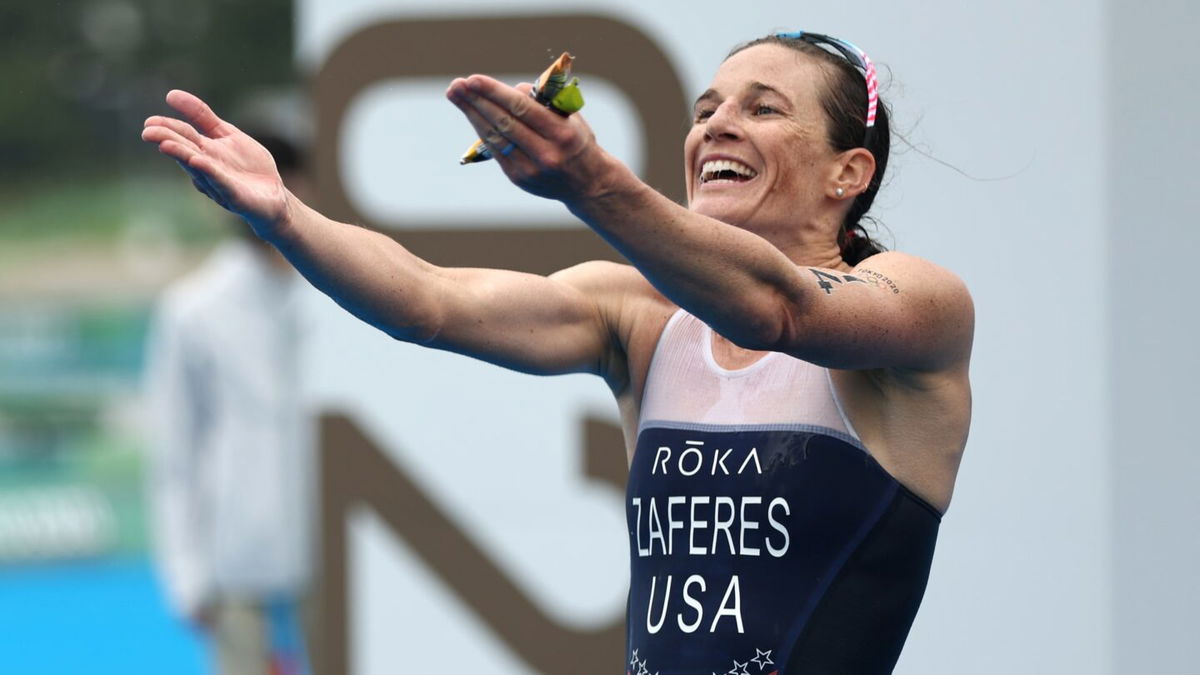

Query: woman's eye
694;109;714;122
754;104;777;115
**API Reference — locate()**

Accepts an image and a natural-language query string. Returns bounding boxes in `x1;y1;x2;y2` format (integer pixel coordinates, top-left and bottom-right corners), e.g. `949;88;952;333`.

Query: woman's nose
704;100;744;142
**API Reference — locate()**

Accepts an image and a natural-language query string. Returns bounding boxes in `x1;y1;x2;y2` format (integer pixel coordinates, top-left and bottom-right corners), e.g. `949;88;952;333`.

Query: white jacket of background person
144;238;314;619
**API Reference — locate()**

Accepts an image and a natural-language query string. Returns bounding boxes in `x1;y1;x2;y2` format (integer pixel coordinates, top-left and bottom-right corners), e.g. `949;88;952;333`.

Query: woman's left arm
447;76;973;371
781;252;975;371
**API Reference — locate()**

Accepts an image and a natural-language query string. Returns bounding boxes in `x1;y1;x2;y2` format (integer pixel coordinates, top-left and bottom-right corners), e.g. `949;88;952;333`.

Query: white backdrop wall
1109;2;1200;674
294;1;1126;673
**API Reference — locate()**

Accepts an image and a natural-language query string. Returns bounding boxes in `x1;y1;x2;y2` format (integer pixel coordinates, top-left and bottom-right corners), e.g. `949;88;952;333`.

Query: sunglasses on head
774;31;879;136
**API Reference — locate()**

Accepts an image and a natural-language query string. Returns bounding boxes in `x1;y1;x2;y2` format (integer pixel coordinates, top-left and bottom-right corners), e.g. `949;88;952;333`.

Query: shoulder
552;260;671;315
853;251;974;366
853;251;968;289
853;251;973;317
550;260;667;317
549;259;653;292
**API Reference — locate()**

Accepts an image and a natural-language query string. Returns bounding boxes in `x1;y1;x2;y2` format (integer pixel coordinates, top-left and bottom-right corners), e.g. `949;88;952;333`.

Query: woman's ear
830;147;876;198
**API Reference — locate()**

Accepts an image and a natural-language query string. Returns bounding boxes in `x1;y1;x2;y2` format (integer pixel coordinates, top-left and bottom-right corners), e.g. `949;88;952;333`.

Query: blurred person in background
142;94;315;675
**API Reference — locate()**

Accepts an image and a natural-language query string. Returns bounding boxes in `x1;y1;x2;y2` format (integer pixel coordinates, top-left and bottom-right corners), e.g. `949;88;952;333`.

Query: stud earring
835;188;845;198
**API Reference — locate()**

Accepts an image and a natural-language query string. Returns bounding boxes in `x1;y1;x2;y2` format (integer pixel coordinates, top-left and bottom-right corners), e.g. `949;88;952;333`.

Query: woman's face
684;44;839;232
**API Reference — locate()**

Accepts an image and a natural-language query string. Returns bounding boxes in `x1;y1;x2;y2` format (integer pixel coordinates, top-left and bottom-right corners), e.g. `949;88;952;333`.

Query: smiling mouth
699;159;758;184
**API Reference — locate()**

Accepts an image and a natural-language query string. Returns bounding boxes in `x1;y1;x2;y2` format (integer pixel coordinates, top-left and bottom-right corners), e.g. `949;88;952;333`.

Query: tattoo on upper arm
855;268;901;294
808;269;861;294
807;268;901;295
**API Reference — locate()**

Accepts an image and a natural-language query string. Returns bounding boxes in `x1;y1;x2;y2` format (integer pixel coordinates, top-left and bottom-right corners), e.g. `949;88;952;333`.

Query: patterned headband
775;31;879;132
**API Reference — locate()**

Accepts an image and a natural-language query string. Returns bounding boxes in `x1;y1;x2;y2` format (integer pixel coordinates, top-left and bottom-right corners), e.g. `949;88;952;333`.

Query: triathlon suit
625;310;941;675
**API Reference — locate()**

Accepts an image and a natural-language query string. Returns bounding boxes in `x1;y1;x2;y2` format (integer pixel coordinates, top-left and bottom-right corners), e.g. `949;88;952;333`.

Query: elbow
724;319;779;352
723;296;801;352
408;314;444;345
355;287;443;345
383;305;443;345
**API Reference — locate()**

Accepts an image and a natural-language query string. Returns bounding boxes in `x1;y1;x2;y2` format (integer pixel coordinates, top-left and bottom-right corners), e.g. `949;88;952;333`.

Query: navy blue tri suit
624;310;941;675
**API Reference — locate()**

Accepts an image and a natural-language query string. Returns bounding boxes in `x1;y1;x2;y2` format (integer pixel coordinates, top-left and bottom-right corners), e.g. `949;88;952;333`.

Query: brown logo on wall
312;14;689;674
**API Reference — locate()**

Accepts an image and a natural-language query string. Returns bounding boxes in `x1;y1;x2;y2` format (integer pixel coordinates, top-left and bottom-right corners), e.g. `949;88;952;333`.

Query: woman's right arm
142;90;627;382
276;199;627;378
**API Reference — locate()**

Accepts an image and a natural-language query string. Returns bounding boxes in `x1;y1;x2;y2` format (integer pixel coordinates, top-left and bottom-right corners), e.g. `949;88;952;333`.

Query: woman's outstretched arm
142;90;631;384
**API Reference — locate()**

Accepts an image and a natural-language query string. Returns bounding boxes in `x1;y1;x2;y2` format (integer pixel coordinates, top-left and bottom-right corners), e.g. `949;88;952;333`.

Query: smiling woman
723;33;892;265
685;34;889;270
142;28;973;675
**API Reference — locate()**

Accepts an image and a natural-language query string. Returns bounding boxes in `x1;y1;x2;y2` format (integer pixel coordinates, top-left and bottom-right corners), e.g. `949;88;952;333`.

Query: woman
143;31;973;675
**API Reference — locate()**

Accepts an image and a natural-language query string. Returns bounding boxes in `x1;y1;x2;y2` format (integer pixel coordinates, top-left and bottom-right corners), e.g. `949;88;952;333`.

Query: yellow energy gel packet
459;52;585;165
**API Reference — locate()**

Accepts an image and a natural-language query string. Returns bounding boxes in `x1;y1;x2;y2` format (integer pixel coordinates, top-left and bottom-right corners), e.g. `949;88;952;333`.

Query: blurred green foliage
0;174;224;245
0;0;295;183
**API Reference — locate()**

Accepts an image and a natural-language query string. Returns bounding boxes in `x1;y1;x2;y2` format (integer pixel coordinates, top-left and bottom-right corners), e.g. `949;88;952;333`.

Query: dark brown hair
728;35;890;265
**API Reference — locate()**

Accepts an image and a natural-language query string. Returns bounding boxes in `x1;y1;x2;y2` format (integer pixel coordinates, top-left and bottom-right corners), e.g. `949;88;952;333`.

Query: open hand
142;90;291;239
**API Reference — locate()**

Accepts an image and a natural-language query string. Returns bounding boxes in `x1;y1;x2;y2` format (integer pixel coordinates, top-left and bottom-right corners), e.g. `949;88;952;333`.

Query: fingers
447;76;555;164
142;124;201;158
143;89;253;215
144;115;206;148
165;89;228;138
142;105;233;187
455;75;562;136
151;137;198;168
453;95;534;166
147;127;233;211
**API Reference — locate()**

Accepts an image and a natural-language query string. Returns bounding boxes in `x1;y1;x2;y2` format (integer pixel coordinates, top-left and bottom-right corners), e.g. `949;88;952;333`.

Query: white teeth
700;159;758;183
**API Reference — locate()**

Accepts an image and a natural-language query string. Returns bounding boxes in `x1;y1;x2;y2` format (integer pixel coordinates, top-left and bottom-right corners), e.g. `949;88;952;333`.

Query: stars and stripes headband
775;31;879;138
